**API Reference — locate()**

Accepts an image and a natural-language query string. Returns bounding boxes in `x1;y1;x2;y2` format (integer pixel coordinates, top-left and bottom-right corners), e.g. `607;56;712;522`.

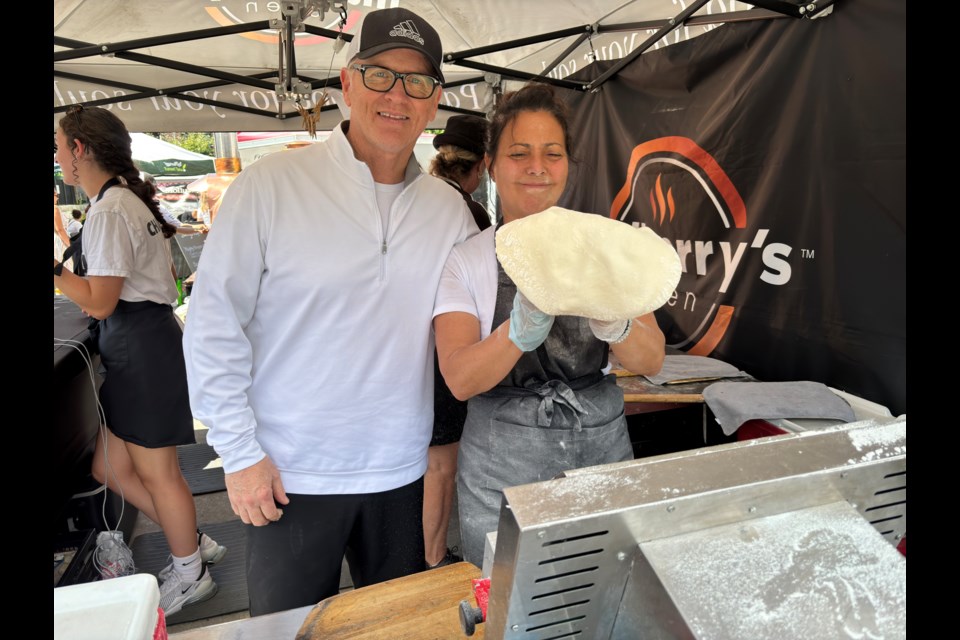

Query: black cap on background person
345;7;445;83
433;115;489;157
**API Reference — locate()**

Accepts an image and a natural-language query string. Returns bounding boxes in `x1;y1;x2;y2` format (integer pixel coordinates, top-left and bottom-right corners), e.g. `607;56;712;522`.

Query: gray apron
457;253;634;566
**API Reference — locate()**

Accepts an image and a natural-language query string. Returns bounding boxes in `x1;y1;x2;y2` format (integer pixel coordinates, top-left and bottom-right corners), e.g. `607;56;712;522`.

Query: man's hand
225;456;290;526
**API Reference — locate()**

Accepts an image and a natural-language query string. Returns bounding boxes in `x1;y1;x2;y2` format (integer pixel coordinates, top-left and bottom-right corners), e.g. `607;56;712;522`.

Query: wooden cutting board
296;562;484;639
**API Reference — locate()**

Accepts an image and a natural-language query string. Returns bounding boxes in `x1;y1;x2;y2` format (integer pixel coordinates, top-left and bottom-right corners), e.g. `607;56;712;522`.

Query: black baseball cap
345;8;445;83
433;115;488;156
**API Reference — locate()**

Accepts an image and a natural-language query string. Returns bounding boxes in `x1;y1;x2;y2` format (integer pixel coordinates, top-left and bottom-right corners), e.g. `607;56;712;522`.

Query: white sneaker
158;563;218;616
158;531;227;582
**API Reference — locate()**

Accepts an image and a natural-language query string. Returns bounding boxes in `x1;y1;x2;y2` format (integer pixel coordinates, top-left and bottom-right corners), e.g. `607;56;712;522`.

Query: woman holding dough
432;83;666;565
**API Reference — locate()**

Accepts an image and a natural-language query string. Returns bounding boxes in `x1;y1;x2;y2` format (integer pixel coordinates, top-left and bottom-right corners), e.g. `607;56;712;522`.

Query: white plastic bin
54;573;161;640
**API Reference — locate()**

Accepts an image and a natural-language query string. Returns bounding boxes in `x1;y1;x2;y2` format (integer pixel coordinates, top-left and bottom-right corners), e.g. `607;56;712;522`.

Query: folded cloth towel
703;381;857;436
643;355;747;386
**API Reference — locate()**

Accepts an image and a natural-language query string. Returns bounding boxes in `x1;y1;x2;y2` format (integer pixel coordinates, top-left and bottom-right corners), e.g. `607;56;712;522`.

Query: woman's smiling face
488;110;569;223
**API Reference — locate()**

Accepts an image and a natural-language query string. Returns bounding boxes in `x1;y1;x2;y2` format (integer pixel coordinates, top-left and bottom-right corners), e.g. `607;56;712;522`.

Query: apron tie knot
528;379;586;430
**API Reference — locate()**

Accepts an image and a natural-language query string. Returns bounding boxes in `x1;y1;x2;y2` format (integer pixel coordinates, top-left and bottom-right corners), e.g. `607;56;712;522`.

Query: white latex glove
589;318;633;344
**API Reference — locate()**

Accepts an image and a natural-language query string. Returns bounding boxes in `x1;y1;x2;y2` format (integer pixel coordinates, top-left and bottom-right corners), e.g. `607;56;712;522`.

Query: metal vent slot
865;500;906;512
529;600;590;617
527;615;586;633
542;531;608;547
869;514;903;525
538;632;581;640
884;470;906;478
529;579;598;612
874;484;906;495
538;549;603;565
534;567;598;583
532;584;595;600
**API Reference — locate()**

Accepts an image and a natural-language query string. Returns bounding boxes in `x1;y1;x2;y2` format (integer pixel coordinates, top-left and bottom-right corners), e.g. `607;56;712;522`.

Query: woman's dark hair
58;107;176;238
71;209;83;220
429;145;483;186
487;83;574;162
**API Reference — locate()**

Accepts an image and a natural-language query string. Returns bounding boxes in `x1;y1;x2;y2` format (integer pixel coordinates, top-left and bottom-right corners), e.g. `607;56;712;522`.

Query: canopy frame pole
453;60;587;92
55;37;278;92
300;23;353;40
53;70;297;120
588;0;713;91
539;31;593;80
438;104;488;118
55;70;292;103
586;2;823;91
53;22;273;62
444;26;593;64
595;8;792;35
440;76;488;90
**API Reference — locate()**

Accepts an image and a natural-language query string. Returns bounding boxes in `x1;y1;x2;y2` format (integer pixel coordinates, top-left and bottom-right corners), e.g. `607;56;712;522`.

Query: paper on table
642;355;747;386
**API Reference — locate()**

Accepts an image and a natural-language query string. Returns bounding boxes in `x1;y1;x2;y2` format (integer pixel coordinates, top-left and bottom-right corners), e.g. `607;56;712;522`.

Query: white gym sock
170;547;202;582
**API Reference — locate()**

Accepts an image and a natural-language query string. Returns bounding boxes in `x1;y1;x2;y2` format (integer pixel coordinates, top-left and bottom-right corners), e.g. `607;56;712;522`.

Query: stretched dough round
495;207;681;321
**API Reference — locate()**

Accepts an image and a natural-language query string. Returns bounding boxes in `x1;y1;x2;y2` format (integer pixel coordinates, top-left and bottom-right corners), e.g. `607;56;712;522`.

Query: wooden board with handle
296;562;483;639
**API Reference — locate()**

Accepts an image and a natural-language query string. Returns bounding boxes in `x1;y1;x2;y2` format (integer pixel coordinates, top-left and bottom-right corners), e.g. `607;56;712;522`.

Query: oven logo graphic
203;2;362;45
611;136;793;356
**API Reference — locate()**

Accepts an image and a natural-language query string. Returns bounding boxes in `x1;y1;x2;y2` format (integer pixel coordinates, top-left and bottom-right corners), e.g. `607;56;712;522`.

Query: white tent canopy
129;132;212;162
53;0;807;132
128;132;215;176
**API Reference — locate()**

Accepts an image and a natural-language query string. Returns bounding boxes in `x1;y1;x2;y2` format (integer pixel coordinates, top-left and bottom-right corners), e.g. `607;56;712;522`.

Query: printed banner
561;0;905;414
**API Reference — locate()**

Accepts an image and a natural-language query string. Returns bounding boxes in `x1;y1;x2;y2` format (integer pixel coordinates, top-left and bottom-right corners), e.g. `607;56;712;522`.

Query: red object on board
472;578;491;619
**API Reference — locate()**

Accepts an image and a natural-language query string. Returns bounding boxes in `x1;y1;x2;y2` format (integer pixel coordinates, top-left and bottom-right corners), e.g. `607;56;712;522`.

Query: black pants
245;476;425;616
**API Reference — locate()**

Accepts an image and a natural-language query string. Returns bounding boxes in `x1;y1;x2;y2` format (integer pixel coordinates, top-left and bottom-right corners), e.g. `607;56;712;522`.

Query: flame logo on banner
650;174;675;224
611;136;747;356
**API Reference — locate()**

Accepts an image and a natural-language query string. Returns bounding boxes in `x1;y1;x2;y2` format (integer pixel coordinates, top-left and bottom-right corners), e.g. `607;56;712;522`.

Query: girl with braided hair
54;106;224;616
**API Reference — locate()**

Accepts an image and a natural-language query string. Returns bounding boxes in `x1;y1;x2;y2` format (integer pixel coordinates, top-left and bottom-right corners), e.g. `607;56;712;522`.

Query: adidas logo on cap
389;20;424;45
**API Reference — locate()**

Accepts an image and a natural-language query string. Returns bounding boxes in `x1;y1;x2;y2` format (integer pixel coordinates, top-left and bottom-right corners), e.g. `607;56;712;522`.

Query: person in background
53;106;226;617
67;209;84;241
142;173;208;235
54;186;69;262
430;115;492;231
62;208;87;276
182;7;477;616
422;114;492;569
432;83;667;565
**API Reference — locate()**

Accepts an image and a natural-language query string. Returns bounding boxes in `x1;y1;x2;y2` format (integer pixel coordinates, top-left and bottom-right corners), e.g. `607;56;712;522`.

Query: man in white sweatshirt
183;7;477;616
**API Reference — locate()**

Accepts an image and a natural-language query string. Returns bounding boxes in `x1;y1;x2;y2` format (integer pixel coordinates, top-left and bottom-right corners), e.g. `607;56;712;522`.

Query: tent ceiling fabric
54;0;789;132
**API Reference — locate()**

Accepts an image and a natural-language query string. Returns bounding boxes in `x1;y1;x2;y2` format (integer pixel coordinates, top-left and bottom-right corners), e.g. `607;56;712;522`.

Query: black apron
456;247;633;566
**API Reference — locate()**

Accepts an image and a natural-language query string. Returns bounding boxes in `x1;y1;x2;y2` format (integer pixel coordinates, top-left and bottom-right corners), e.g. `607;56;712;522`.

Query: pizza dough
495;207;681;321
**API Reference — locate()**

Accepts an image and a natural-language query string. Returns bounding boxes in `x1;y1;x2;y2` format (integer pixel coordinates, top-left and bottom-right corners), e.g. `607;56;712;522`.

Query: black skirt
97;300;195;448
430;353;467;447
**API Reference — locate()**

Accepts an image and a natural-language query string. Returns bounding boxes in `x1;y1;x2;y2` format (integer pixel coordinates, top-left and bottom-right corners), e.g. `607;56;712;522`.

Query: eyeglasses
349;64;440;100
